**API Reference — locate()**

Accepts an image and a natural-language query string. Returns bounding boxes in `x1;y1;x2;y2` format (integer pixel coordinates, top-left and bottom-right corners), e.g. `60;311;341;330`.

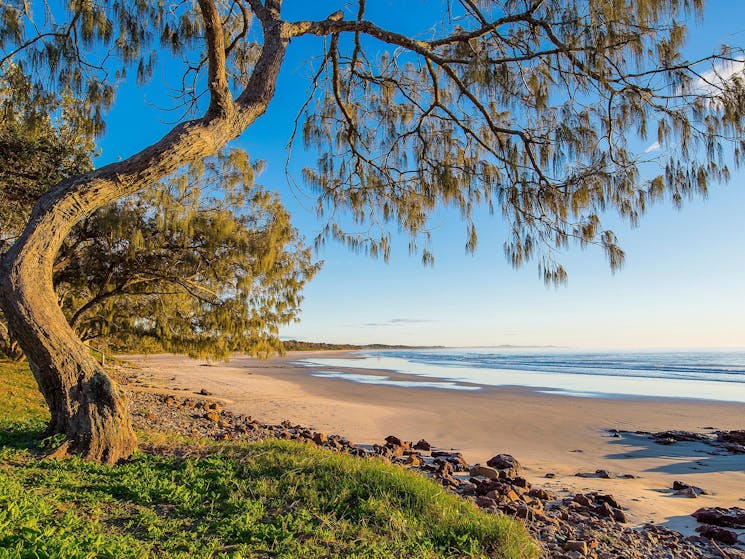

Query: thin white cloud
362;318;438;327
694;57;745;94
644;141;661;154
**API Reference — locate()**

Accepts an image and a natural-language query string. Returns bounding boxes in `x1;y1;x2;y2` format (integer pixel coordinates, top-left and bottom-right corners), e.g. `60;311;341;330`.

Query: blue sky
97;1;745;349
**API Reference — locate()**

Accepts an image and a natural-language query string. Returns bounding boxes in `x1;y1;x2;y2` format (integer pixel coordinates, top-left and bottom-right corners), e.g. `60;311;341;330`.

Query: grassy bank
0;360;539;559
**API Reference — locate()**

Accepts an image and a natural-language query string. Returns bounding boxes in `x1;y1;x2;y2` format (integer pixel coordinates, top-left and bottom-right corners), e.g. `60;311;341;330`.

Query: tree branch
197;0;234;117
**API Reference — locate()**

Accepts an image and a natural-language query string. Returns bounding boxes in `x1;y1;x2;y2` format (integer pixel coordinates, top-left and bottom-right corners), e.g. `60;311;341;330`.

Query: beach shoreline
123;351;745;536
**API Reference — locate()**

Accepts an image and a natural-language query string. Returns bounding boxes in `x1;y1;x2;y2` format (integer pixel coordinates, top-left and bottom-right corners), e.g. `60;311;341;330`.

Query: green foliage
298;1;745;282
0;65;94;246
54;148;320;359
0;81;318;361
0;359;47;427
2;0;744;284
0;434;537;558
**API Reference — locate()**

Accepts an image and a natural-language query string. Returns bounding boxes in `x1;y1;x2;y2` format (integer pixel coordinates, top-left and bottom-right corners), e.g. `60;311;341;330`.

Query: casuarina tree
0;0;742;462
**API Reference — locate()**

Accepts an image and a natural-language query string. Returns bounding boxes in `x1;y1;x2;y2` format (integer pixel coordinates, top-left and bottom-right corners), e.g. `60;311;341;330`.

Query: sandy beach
125;351;745;536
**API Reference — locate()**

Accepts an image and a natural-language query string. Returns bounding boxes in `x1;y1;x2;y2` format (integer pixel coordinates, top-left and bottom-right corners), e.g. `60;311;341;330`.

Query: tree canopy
0;0;743;462
2;1;743;280
0;65;94;247
55;148;319;360
0;72;318;362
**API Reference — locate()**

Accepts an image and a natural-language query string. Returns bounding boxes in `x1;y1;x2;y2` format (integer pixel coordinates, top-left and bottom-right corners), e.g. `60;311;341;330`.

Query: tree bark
0;12;288;463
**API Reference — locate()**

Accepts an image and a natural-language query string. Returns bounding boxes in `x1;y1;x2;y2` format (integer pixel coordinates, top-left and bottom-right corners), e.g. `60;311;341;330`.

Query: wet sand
124;351;745;535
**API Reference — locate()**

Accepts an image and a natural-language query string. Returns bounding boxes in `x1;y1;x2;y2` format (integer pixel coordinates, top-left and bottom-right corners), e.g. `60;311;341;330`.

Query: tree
0;0;742;462
0;68;317;364
55;148;319;360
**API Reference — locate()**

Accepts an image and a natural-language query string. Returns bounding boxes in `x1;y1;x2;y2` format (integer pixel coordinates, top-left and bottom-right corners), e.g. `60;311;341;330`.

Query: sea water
299;348;745;403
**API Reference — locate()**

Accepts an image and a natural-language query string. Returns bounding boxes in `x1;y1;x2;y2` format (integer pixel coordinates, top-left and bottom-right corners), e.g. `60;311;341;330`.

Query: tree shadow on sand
603;432;745;476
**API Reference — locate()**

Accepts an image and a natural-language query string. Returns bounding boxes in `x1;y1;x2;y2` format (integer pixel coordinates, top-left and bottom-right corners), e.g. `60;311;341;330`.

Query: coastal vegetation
280;340;444;351
0;0;743;464
0;359;538;559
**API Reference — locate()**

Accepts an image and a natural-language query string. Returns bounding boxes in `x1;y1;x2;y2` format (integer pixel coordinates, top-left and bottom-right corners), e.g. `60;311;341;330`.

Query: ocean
298;348;745;403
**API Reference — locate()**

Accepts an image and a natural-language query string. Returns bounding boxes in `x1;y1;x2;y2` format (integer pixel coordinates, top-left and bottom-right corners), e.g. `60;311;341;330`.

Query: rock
612;508;627;523
486;453;521;473
385;435;408;448
563;540;588;554
203;411;220;422
573;494;592;507
405;454;422;466
389;445;405;458
716;430;745;445
676;487;698;498
459;482;477;495
413;439;431;451
207;402;221;412
504;489;520;502
595;469;615;479
673;480;708;496
595;494;621;510
436;460;454;475
475;496;498;509
198;388;212;395
596;501;615;518
652;430;711;444
469;464;500;480
691;507;745;528
695;525;739;545
312;432;328;445
512;476;529;488
528;488;552;500
544;472;556;478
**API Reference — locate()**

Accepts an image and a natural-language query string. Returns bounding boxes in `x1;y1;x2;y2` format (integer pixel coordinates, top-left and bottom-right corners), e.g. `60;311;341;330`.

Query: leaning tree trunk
0;9;287;463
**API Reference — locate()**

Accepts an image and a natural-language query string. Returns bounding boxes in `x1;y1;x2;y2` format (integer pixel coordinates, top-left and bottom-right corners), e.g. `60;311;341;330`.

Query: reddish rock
486;453;521;477
528;488;552;500
405;454;422;466
385;435;410;449
596;494;622;510
512;476;529;488
504;489;520;502
563;540;588;554
389;445;405;458
203;411;220;422
469;464;499;480
716;430;745;445
692;507;745;529
475;496;498;509
573;494;592;507
413;439;431;451
695;525;739;545
312;432;328;445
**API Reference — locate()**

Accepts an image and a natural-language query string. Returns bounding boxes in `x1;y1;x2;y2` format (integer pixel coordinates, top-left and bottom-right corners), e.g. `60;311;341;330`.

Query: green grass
0;360;539;559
